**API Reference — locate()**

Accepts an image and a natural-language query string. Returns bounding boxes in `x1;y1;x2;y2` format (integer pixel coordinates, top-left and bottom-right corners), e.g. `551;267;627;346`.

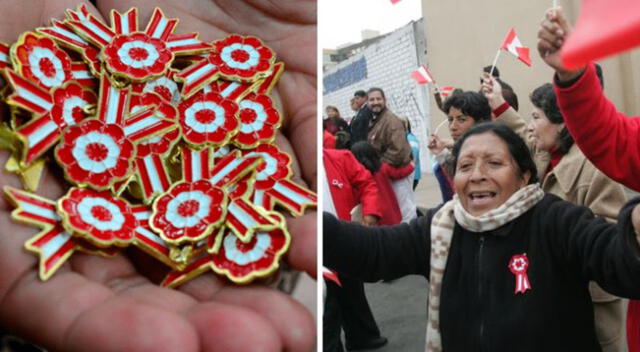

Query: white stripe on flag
84;21;112;43
209;159;241;185
167;38;200;48
106;87;121;124
16;87;53;111
41;231;72;259
220;82;240;98
124;115;160;136
229;202;255;229
152;17;168;38
272;182;310;204
143;156;164;192
22;201;60;221
191;151;202;181
28;120;58;147
186;63;215;84
50;26;88;44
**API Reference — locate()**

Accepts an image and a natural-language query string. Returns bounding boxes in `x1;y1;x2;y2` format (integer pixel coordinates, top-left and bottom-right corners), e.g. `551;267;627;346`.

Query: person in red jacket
538;7;640;352
322;149;388;352
350;141;414;225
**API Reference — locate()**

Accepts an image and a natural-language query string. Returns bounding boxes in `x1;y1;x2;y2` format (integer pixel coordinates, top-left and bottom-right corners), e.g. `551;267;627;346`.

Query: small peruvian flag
390;0;402;4
501;28;532;67
438;86;455;99
411;65;435;85
323;267;341;287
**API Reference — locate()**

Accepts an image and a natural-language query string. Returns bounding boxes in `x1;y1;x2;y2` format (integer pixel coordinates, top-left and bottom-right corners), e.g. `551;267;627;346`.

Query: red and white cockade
178;91;239;146
132;70;181;104
58;187;137;247
151;147;227;244
59;6;210;82
244;144;317;216
56;119;135;188
176;35;275;98
213;35;275;81
233;93;281;148
210;223;290;284
151;180;227;244
4;70;96;166
13;32;72;90
4;5;317;287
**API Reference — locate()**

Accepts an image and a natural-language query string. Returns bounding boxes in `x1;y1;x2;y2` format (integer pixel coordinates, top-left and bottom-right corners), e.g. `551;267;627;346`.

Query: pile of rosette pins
0;5;316;287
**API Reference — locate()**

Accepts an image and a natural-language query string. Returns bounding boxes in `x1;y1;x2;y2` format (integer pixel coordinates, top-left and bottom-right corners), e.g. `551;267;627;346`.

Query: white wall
323;19;433;174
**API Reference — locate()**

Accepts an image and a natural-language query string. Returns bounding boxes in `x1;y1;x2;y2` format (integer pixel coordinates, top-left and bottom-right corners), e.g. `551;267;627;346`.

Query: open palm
0;1;317;351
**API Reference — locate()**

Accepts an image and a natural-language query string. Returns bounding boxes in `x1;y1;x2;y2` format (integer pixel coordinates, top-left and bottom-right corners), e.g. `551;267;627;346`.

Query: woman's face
448;107;475;141
326;108;339;118
529;107;563;152
454;132;530;216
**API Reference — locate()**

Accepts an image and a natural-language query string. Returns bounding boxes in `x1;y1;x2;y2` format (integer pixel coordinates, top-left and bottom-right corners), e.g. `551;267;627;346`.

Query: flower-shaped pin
178;91;239;146
55;119;135;189
50;83;97;127
103;32;173;81
151;180;227;245
58;188;137;247
212;35;275;81
233;94;281;149
210;213;290;284
13;32;72;89
243;144;291;189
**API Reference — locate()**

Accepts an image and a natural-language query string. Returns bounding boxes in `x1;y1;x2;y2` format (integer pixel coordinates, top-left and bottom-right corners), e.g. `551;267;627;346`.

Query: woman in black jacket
324;122;640;352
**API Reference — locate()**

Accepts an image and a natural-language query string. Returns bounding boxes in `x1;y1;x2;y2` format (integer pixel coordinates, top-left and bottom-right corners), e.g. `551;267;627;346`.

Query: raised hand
0;1;317;351
537;7;584;81
480;73;505;110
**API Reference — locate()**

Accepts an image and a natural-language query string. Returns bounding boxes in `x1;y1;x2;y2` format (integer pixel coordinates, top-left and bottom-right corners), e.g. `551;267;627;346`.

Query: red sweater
372;162;415;225
323;149;381;221
555;62;640;352
555;63;640;191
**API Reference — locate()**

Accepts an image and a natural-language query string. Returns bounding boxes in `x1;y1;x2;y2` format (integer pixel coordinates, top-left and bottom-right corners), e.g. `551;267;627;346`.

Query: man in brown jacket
366;88;412;167
365;87;416;223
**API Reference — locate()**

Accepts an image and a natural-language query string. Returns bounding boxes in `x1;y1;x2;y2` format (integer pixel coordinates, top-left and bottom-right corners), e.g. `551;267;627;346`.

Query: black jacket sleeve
548;197;640;298
323;211;433;282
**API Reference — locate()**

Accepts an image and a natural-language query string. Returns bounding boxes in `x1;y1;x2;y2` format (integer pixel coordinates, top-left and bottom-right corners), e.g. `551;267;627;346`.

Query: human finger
185;301;283;352
213;286;316;351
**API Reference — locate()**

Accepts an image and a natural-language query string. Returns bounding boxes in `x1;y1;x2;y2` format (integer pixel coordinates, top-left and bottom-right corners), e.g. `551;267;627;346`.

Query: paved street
347;174;442;351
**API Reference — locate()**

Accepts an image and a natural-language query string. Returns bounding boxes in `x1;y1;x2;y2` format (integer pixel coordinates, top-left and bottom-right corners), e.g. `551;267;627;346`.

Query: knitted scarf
425;184;545;352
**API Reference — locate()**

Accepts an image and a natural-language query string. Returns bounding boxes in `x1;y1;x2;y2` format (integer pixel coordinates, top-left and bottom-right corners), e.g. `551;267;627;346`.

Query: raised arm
323;212;432;282
538;7;640;191
554;64;640;191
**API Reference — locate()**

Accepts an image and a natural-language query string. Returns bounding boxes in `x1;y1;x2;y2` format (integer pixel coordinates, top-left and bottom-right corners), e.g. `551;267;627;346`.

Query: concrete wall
323;19;433;174
421;0;640;137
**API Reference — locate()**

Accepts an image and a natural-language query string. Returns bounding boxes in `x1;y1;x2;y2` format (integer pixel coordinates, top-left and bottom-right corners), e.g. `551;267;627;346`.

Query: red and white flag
438;86;455;99
561;0;640;69
390;0;402;4
323;267;341;286
501;28;532;66
411;65;436;85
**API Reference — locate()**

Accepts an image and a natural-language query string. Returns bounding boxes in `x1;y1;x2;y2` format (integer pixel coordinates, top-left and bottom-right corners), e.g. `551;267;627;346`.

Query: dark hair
530;83;574;154
452;122;539;184
367;87;385;99
334;131;351;150
351;141;381;173
354;90;367;98
483;65;500;78
443;91;492;123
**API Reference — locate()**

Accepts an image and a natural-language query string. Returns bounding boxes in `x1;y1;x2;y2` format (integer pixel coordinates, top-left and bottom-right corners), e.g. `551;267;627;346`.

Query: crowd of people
323;7;640;352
